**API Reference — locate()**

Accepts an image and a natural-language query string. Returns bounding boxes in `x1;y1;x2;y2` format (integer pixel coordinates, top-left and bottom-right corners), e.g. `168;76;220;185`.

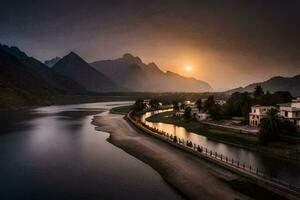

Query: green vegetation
132;99;147;115
110;105;133;114
149;99;160;109
147;111;259;146
146;111;300;149
224;87;293;119
259;108;281;144
259;108;299;143
172;100;180;111
184;107;192;120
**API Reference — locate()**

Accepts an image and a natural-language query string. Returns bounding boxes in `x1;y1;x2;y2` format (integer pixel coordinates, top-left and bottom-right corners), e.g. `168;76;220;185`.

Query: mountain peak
67;51;80;58
122;53;142;64
148;62;158;68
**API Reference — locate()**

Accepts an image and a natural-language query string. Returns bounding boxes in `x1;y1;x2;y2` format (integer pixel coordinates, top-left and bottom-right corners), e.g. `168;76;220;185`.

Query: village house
249;105;274;126
191;108;210;121
278;98;300;128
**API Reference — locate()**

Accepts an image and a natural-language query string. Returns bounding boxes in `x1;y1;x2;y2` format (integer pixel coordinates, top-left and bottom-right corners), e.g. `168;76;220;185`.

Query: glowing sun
185;65;192;72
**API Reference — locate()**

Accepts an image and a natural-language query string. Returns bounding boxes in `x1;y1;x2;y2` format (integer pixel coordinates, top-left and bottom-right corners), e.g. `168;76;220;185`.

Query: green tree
209;104;222;120
149;99;160;109
133;99;146;114
204;95;215;112
224;92;252;117
259;108;280;144
195;99;202;112
180;103;186;110
184;106;192;120
253;85;264;99
172;101;180;111
259;91;292;106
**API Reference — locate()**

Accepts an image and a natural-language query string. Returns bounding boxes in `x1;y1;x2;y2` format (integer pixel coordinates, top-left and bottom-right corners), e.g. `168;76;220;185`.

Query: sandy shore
92;111;252;200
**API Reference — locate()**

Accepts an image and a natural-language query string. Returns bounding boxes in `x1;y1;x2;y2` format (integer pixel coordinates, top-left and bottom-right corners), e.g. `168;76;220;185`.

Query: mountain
0;44;85;94
0;48;59;107
44;57;61;67
225;75;300;96
52;52;119;92
90;53;212;92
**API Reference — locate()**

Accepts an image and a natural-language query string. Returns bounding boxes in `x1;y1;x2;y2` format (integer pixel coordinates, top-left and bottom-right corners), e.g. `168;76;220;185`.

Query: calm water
141;110;300;188
0;102;182;200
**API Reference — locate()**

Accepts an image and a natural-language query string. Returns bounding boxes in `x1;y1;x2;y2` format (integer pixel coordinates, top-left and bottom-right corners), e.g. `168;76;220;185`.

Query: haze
1;0;300;90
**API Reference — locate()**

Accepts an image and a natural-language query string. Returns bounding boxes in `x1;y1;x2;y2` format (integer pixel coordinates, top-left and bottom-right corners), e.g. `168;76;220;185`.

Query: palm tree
259;108;280;144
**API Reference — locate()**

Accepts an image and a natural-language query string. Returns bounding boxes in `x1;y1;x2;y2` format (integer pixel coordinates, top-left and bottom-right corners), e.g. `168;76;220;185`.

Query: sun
185;65;192;72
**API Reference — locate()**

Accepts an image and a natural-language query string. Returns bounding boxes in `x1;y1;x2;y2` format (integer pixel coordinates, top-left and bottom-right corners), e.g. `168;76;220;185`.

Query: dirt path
92;112;251;200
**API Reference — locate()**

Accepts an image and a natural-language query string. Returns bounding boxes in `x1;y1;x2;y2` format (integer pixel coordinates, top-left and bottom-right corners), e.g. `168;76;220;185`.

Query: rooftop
277;103;292;107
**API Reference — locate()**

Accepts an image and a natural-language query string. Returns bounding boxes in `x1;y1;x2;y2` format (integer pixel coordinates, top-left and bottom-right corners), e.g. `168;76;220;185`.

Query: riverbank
92;112;288;200
110;105;133;114
146;111;300;161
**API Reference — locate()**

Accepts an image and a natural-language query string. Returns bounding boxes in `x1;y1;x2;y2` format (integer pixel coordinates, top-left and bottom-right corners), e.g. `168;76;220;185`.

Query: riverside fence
127;113;300;199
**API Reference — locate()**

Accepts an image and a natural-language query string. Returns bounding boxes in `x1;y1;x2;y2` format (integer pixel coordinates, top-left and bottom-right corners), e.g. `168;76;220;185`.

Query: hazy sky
1;0;300;90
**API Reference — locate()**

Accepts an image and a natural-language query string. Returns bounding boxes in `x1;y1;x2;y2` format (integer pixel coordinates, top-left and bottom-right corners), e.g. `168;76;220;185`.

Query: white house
249;105;274;126
196;112;210;121
191;108;210;121
278;98;300;127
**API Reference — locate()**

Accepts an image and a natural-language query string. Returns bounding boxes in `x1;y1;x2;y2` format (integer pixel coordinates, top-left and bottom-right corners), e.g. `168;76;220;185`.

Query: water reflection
0;102;182;200
141;110;300;188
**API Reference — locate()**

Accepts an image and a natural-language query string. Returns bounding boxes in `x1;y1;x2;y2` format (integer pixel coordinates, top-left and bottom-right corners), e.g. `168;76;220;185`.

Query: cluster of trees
224;86;292;119
132;98;162;115
259;108;297;144
132;99;147;114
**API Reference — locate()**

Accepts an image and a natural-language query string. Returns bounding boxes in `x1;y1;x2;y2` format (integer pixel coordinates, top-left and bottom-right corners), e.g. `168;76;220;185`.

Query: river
0;102;182;200
141;110;300;189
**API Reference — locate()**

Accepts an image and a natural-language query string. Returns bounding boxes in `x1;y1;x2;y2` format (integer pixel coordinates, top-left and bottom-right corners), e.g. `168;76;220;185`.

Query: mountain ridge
52;52;120;92
0;44;85;94
91;53;212;92
225;74;300;96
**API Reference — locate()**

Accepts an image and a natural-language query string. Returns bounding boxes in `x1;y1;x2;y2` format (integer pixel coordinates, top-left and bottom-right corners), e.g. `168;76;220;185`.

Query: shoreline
91;112;288;200
0;94;138;111
146;111;300;162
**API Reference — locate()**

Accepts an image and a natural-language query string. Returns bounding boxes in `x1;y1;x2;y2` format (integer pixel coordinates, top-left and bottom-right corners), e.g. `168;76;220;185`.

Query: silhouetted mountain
225;75;300;96
52;52;119;92
44;57;61;67
0;44;85;94
91;53;212;92
0;48;58;107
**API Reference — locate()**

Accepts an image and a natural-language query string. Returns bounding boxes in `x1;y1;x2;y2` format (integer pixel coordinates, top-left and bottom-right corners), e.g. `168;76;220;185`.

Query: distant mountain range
225;75;300;96
4;42;300;108
0;44;87;107
91;53;212;92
